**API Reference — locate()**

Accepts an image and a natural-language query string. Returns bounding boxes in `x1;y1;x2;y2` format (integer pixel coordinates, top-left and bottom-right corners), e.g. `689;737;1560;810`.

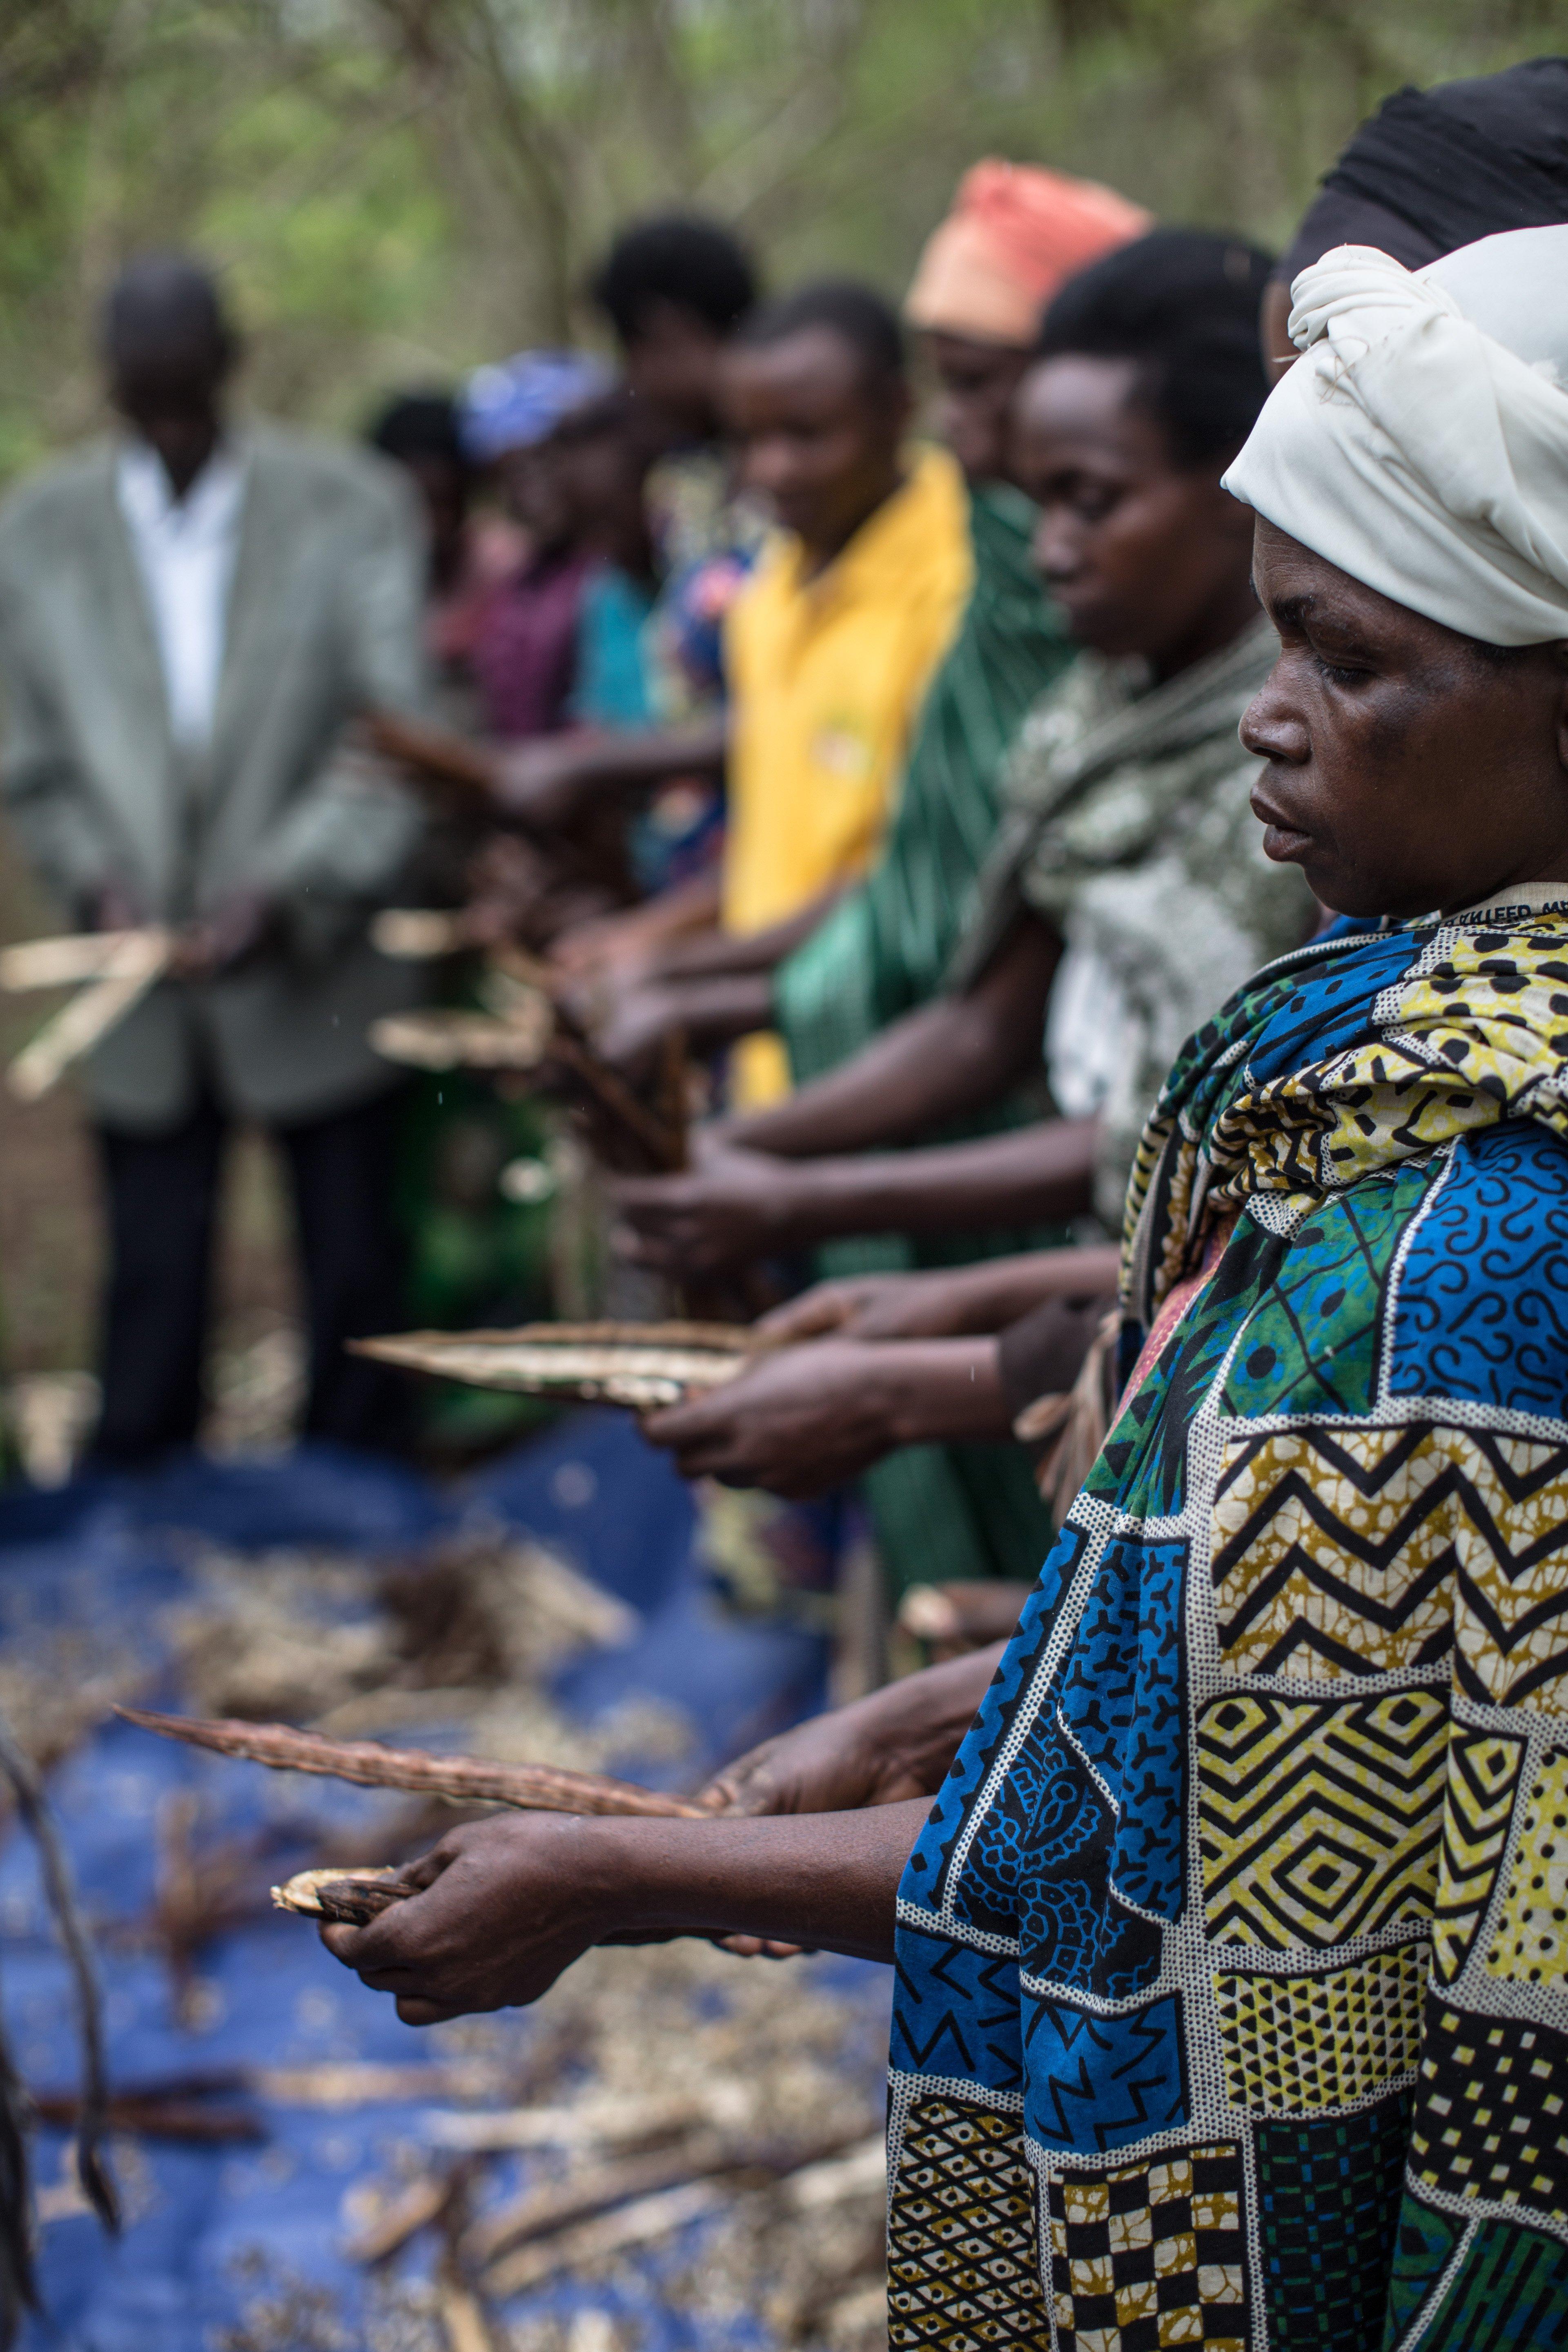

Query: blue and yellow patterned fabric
888;895;1568;2351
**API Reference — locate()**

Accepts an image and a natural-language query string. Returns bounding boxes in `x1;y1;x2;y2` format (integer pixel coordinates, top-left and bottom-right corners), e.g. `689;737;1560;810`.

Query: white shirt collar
116;439;247;748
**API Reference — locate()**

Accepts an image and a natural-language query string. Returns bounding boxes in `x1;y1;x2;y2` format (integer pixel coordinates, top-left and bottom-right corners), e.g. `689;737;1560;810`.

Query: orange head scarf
905;160;1152;347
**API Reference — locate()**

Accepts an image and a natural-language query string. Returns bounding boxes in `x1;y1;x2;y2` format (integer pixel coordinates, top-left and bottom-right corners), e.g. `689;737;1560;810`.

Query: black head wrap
1278;56;1568;285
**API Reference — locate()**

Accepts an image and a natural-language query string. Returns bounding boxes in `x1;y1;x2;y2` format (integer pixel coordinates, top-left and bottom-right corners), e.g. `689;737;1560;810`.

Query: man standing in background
0;254;429;1466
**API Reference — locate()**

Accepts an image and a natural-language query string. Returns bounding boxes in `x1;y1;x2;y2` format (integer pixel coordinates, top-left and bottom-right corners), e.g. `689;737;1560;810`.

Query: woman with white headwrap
322;234;1568;2349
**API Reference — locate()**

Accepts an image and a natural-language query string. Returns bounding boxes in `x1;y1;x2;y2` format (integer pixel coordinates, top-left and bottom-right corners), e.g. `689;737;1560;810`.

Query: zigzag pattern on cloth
1210;1424;1568;1699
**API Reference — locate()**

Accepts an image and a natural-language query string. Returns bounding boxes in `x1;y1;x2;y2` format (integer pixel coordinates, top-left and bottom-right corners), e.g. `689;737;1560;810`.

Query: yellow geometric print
1214;1944;1428;2110
1487;1746;1568;1987
1123;920;1568;1320
1207;924;1568;1214
1212;1428;1457;1679
1212;1424;1568;1704
1198;1688;1447;1949
1433;1731;1526;1983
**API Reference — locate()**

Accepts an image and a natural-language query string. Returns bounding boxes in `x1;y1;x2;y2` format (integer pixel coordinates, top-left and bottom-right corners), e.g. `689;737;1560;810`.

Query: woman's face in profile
1241;519;1568;919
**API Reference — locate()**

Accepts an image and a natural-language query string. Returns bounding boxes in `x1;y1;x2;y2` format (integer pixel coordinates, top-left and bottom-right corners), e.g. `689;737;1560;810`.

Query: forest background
0;0;1561;1405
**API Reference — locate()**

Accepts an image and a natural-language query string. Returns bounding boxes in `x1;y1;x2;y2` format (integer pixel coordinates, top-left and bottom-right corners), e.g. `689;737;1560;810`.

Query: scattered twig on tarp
149;1792;274;2023
0;1715;120;2252
115;1706;708;1818
478;2131;884;2300
344;2165;466;2266
0;2031;30;2350
461;2123;864;2273
27;2087;264;2145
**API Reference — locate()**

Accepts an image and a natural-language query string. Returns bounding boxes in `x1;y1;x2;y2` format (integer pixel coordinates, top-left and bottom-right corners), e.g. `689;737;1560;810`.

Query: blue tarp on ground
0;1415;888;2350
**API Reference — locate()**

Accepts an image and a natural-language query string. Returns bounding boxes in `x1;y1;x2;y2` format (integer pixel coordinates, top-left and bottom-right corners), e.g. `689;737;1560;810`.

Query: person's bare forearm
816;1642;1006;1792
650;887;845;983
322;1653;1009;2015
322;1796;932;2017
859;1339;1014;1444
725;915;1060;1159
639;970;777;1050
873;1246;1125;1335
497;717;728;823
599;1799;930;1961
751;1118;1099;1250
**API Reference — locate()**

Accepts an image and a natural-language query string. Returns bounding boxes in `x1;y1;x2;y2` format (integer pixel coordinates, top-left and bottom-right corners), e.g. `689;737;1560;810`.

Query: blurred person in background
0;254;429;1466
470;216;761;960
366;390;524;722
683;277;973;1107
456;348;615;742
489;278;973;1093
599;163;1151;1091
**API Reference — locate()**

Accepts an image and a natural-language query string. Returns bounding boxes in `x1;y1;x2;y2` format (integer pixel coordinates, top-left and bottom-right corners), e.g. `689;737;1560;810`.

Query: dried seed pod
116;1705;709;1817
271;1869;414;1926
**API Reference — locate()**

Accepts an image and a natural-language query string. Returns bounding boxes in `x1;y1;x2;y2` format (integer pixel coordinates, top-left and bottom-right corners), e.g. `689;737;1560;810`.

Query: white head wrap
1223;224;1568;644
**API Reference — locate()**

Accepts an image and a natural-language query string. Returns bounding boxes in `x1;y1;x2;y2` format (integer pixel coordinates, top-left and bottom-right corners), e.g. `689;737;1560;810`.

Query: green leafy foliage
0;0;1555;476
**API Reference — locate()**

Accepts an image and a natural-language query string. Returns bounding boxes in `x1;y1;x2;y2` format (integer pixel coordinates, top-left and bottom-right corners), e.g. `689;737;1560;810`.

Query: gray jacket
0;421;430;1131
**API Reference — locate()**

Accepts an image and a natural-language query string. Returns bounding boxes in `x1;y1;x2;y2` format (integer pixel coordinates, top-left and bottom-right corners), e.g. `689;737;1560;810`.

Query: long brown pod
548;1033;686;1171
115;1706;708;1818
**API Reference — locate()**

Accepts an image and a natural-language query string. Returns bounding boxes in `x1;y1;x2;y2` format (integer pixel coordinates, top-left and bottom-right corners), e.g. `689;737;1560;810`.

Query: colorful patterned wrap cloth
889;897;1568;2350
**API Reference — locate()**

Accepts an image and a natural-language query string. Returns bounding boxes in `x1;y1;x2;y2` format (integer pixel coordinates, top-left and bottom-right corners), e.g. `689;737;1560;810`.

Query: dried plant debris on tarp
1;1448;871;2350
311;1941;889;2352
158;1528;684;1774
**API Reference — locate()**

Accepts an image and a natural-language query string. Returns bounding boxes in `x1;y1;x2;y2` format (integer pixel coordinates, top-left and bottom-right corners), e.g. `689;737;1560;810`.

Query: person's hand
594;979;689;1081
460;833;558;948
87;880;146;934
494;735;597;830
319;1812;615;2025
550;906;662;984
171;887;276;979
693;1697;938;1821
642;1339;900;1496
897;1579;1033;1658
611;1146;800;1278
757;1270;984;1345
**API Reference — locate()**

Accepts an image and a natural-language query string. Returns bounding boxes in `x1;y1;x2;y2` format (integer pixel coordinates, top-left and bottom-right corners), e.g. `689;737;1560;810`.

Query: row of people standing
317;67;1568;2352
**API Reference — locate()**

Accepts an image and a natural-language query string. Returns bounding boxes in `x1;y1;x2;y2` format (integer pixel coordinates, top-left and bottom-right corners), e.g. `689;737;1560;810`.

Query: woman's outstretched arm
320;1798;930;2024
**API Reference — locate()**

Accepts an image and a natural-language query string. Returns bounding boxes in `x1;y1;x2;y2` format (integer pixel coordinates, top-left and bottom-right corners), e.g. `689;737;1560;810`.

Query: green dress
772;483;1076;1594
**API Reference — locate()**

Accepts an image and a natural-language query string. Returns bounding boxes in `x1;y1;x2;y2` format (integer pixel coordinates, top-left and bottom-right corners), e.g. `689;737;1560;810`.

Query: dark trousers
93;1088;410;1465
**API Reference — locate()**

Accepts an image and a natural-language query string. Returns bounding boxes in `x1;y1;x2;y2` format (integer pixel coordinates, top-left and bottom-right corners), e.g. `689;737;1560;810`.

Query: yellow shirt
721;443;972;1104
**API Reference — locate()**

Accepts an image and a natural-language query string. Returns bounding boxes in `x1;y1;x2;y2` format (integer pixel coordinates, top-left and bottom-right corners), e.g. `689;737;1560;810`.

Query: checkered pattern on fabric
1047;2143;1247;2352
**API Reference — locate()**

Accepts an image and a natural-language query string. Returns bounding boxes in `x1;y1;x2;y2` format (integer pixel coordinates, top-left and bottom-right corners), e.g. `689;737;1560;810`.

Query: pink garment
1116;1212;1237;1418
469;548;592;739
